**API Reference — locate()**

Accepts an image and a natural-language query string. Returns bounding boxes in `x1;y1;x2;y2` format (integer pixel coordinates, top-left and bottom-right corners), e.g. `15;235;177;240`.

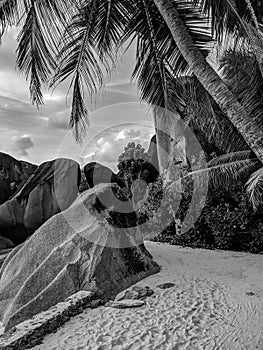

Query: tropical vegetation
2;0;263;250
1;1;263;144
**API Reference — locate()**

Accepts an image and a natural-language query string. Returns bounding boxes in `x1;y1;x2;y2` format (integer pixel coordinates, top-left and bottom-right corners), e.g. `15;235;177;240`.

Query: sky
0;28;155;170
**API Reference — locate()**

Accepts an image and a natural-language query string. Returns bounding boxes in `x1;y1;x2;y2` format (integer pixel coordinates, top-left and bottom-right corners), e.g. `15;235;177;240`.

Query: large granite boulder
0;153;37;205
84;162;127;190
0;158;80;245
146;135;159;173
0;183;160;330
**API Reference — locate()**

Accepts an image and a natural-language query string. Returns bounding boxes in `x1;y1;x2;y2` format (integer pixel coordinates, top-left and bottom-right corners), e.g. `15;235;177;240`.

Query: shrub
79;170;89;193
117;142;159;188
146;181;263;253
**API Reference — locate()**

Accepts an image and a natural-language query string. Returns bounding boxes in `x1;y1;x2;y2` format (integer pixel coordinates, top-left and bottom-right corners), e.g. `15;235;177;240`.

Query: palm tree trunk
154;0;263;165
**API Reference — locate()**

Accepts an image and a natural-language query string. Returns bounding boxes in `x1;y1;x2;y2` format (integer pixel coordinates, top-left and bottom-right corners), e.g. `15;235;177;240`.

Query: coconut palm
153;0;263;166
1;0;263;163
170;46;263;210
210;47;263;210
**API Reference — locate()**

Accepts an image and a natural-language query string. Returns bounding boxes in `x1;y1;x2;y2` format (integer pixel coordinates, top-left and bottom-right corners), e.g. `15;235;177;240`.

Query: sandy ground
16;242;263;349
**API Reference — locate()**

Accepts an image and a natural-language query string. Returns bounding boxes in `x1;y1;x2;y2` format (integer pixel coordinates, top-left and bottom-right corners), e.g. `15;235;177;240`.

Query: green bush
146;181;263;253
116;142;263;253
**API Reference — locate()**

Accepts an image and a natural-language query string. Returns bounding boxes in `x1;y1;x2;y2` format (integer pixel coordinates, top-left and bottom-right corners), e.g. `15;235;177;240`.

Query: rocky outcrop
84;162;127;189
0;235;14;250
0;183;160;331
0;158;80;245
0;153;37;205
0;291;97;350
146;135;159;173
0;248;14;270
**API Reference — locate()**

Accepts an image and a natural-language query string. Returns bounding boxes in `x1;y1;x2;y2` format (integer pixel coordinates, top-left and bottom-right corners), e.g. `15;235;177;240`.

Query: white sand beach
26;242;263;349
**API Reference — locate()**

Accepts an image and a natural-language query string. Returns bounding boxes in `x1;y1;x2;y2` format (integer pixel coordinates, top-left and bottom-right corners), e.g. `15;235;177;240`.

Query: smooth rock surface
0;153;37;205
117;285;154;301
0;183;160;331
0;158;80;245
105;300;145;309
0;291;95;350
84;162;127;189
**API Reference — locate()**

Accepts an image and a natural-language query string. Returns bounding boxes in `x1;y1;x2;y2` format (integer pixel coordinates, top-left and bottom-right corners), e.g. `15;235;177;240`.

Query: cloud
79;125;154;170
47;111;69;130
115;129;142;141
0;95;47;130
8;134;34;157
0;30;154;167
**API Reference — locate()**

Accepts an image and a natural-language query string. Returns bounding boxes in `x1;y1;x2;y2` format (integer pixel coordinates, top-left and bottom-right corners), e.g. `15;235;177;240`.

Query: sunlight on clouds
42;93;64;102
7;134;34;158
79;122;155;171
0;29;153;164
116;130;127;140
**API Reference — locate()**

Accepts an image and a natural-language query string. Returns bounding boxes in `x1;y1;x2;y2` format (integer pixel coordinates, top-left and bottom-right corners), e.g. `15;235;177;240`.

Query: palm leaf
35;0;76;57
0;0;26;38
15;0;75;107
207;151;260;185
168;75;250;154
95;0;130;60
220;48;263;131
182;151;260;187
52;0;130;141
16;2;54;107
122;0;212;109
191;0;263;41
246;167;263;209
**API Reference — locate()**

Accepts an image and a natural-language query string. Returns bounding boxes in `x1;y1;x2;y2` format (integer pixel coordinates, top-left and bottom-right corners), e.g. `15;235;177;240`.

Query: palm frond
122;0;212;109
0;0;26;38
207;151;260;184
95;0;130;60
16;1;56;106
35;0;77;57
183;154;259;187
167;75;250;154
165;151;261;205
52;0;130;141
220;48;263;131
210;156;257;185
15;0;75;107
52;1;105;141
246;167;263;209
70;72;88;141
191;0;263;42
182;152;259;188
244;0;259;30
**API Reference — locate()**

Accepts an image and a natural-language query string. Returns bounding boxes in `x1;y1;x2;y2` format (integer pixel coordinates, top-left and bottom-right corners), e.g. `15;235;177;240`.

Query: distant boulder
0;158;80;245
0;183;160;330
84;162;127;190
146;135;159;173
0;235;14;250
0;153;37;205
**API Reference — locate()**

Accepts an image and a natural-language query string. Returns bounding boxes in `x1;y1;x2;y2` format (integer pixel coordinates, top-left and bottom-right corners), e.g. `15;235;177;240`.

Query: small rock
117;290;140;301
117;286;154;301
245;291;255;296
132;286;154;298
131;285;150;292
88;299;102;308
157;283;175;290
105;300;145;309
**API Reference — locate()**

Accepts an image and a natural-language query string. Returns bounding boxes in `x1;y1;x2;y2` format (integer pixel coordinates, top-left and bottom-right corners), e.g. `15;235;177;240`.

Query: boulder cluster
0;153;160;331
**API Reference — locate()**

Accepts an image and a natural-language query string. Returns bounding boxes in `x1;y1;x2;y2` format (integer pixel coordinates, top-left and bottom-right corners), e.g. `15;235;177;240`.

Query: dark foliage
117;142;159;188
151;182;263;253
